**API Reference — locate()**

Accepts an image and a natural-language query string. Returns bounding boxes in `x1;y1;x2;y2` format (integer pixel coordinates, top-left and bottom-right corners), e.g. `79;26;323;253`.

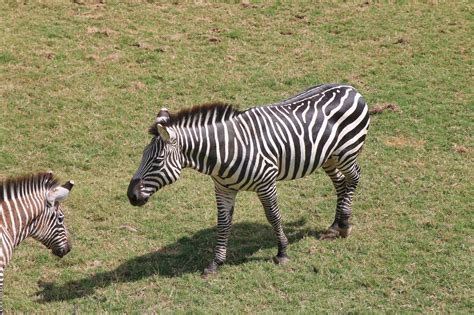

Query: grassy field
1;1;472;313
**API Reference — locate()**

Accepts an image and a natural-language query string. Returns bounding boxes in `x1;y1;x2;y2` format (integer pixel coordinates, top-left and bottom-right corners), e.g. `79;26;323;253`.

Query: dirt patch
73;0;105;5
369;103;401;115
104;52;121;62
394;38;408;45
119;224;138;233
131;42;156;51
86;27;114;37
208;36;221;43
384;136;426;149
452;144;469;154
241;0;258;8
130;81;147;92
86;260;102;269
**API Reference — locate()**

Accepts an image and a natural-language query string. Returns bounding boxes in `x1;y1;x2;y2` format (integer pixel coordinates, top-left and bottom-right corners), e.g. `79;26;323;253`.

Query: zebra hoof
272;255;290;265
319;225;352;240
202;261;219;278
338;225;352;238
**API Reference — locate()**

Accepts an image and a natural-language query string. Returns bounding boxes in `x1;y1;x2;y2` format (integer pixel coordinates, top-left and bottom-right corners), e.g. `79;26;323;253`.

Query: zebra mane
0;172;59;202
149;102;242;135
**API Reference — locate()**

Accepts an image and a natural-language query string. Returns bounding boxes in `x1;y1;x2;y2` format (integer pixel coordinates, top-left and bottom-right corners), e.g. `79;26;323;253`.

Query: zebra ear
156;108;170;124
157;124;171;142
61;180;75;191
47;186;71;204
156;108;172;142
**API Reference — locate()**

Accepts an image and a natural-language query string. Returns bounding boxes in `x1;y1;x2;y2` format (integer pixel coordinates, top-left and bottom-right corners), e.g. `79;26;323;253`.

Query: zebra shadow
37;219;321;302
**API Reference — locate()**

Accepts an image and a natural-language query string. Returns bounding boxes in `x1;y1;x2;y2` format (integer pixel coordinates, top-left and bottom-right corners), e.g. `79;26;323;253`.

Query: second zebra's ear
46;186;71;204
61;180;75;192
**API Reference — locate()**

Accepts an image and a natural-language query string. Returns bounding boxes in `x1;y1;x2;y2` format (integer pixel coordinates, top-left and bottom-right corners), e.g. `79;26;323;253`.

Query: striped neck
1;173;56;247
158;103;242;174
174;111;243;175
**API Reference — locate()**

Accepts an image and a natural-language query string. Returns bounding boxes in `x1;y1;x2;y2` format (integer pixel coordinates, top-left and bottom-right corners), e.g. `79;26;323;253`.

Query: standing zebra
0;172;73;313
127;84;370;275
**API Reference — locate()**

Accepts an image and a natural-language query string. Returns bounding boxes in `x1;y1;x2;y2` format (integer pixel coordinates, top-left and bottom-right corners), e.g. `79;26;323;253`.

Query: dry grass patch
452;144;469;154
383;136;426;149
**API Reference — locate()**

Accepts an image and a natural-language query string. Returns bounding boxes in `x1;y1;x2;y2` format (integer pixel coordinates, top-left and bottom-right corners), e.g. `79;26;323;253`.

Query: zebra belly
275;140;331;181
213;157;278;191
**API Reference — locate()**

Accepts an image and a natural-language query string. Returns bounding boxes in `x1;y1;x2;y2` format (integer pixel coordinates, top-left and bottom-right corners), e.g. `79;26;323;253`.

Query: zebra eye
57;215;64;224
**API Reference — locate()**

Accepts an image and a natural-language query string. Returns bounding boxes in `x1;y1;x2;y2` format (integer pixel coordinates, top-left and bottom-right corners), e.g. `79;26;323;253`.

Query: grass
1;1;472;313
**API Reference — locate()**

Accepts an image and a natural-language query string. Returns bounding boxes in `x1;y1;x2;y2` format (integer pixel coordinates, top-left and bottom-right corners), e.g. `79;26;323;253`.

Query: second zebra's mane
0;172;58;202
149;102;242;136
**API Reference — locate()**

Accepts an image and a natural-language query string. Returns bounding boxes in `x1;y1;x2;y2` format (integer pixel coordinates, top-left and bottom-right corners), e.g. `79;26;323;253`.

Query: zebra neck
176;121;230;175
1;196;45;248
13;223;35;247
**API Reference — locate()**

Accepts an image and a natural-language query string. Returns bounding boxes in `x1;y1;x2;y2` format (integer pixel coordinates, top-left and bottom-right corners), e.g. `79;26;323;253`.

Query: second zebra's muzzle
52;243;71;258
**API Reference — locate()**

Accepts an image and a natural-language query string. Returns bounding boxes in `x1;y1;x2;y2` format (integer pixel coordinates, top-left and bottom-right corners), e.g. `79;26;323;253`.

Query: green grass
1;1;472;313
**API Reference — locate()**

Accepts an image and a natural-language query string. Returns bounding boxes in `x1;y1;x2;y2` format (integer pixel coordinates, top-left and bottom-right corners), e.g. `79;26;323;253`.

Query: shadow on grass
38;219;321;302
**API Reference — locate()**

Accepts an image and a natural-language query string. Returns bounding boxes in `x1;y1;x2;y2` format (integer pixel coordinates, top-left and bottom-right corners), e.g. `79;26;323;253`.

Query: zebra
127;83;370;276
0;172;74;313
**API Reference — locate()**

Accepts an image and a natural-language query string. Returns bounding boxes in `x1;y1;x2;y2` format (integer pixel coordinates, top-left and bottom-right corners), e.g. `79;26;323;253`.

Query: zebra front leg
203;186;237;277
257;183;290;265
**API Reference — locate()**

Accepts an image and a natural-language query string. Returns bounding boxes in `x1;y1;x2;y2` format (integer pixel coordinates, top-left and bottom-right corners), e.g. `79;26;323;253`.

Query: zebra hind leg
257;183;290;265
320;158;361;240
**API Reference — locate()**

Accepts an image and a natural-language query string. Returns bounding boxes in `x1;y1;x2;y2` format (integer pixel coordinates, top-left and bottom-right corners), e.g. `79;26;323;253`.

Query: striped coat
128;84;370;275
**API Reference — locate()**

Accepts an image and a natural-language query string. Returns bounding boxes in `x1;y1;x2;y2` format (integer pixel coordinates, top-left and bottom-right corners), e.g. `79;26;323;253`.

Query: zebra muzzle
127;178;149;206
52;243;71;258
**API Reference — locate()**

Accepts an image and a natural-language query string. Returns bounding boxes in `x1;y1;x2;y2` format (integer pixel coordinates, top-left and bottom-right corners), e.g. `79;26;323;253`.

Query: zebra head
128;108;182;206
31;180;74;258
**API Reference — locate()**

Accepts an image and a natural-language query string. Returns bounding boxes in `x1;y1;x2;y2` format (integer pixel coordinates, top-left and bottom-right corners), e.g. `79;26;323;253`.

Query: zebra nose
63;243;71;256
53;244;71;258
128;178;147;206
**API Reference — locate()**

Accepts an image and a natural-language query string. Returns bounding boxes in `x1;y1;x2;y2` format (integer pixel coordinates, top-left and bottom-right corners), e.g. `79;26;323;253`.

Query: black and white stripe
0;172;73;313
128;84;370;274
